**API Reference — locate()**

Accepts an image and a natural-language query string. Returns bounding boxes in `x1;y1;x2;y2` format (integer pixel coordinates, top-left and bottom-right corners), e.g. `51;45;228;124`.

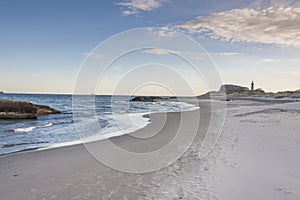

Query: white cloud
121;10;138;16
117;0;168;16
155;29;175;37
176;7;300;47
258;58;278;62
149;27;176;37
250;0;300;9
142;48;175;55
218;52;241;56
142;49;204;61
256;58;279;64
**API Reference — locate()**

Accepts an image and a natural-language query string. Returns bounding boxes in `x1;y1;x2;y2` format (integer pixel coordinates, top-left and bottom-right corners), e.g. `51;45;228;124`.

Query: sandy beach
1;0;300;199
0;99;299;199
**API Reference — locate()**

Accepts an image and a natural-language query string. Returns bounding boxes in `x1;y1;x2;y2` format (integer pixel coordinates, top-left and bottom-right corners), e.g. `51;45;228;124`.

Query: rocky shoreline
198;84;300;100
0;99;61;119
130;85;300;103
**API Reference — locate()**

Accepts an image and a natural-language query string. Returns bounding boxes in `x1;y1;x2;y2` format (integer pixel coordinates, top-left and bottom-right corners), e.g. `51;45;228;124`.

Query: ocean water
0;93;198;155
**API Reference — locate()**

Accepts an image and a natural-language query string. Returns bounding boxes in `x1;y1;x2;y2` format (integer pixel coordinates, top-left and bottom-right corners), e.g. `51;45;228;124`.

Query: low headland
130;84;300;102
199;84;300;100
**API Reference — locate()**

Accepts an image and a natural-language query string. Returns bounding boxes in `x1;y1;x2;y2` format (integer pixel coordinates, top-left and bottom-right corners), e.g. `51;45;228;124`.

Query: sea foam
14;123;53;133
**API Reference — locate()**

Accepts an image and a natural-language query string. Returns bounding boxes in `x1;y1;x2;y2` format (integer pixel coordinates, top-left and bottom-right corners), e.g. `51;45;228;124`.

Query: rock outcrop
219;84;249;94
0;99;61;119
131;96;163;102
130;96;178;102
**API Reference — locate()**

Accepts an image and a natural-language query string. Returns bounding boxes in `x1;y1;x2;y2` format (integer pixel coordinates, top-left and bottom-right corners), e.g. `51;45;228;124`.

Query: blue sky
0;0;299;94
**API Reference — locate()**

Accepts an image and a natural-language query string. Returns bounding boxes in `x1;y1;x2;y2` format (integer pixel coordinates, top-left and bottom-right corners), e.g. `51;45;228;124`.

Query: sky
0;0;299;95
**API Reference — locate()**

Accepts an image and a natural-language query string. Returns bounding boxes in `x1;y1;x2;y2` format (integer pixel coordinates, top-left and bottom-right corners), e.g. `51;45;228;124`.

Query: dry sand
212;101;300;200
0;100;299;199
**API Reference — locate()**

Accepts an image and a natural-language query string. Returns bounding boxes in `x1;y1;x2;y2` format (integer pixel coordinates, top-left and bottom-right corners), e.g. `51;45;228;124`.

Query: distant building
251;81;254;91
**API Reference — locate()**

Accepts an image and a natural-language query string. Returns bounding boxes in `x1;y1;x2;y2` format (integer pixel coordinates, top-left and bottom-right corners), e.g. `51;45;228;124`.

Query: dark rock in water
35;104;61;116
131;96;163;102
0;99;61;119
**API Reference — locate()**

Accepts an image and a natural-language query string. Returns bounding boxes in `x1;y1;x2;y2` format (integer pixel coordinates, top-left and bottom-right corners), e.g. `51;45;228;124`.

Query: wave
14;123;53;133
4;101;200;155
49;103;200;150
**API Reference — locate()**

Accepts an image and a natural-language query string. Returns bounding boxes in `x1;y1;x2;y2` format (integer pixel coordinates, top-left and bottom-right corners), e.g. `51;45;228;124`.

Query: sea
0;93;198;156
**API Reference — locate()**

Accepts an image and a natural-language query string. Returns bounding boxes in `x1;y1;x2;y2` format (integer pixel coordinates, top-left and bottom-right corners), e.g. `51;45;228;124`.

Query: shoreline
0;101;200;157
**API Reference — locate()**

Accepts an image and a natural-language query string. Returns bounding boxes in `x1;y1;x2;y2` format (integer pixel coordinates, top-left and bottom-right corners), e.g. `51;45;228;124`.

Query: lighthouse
251;81;254;91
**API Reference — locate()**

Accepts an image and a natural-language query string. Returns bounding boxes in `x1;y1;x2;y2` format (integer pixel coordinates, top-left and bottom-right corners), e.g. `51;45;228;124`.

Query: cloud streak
218;52;241;56
176;7;300;47
149;27;176;37
117;0;168;16
258;58;278;63
142;48;175;55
